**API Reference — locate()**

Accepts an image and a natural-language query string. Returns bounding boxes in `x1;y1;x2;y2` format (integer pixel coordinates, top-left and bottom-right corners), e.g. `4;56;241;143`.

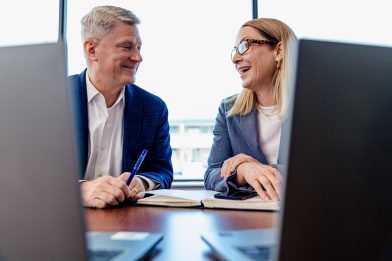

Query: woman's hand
236;161;282;201
220;153;258;178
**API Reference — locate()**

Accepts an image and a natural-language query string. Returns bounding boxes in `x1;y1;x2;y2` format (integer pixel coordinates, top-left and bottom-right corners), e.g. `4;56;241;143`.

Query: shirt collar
86;72;100;103
111;87;125;109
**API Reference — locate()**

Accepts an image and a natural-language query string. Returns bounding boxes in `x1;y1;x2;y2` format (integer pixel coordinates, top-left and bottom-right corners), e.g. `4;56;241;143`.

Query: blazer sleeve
138;102;173;189
204;100;234;191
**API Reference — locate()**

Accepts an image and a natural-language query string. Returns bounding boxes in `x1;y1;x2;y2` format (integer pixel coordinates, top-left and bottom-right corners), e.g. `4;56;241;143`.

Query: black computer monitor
278;39;392;260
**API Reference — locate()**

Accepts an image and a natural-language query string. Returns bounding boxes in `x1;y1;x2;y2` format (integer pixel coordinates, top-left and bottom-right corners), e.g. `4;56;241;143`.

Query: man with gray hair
68;6;173;209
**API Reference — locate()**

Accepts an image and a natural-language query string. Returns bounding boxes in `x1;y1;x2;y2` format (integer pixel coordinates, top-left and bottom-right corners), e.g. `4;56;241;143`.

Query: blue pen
126;149;148;186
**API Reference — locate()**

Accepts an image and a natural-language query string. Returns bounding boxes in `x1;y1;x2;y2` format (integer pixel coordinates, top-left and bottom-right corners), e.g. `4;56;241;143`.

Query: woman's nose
232;51;241;64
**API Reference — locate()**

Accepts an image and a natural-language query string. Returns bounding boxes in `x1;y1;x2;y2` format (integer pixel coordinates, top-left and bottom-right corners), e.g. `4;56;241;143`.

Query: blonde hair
228;18;297;119
81;5;140;40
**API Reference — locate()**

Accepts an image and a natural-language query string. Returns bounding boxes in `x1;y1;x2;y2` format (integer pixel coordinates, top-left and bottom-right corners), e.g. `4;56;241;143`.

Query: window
0;0;59;47
259;0;392;47
66;0;252;180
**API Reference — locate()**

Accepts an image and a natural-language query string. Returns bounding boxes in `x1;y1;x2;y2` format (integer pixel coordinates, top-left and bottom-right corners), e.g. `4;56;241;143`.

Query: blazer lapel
122;84;143;172
238;109;269;164
69;70;89;178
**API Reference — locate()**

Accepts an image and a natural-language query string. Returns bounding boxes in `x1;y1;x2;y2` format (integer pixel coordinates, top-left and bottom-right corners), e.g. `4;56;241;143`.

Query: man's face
92;21;143;89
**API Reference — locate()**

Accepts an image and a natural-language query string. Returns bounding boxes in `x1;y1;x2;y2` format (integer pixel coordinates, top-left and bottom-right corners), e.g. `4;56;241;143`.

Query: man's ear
83;39;98;61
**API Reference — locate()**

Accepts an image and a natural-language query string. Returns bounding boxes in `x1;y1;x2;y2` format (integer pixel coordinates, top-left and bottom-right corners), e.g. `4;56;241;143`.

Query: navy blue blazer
204;95;286;192
68;70;173;189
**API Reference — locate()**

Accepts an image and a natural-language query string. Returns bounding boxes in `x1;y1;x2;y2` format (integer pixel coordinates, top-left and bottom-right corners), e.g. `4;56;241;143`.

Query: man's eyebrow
116;41;134;46
120;40;134;44
117;39;142;45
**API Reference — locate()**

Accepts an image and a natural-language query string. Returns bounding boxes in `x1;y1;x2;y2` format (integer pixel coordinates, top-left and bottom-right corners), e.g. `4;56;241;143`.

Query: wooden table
85;205;277;260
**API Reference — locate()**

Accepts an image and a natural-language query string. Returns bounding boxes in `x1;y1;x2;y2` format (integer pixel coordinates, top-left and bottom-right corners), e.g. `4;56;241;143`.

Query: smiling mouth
122;65;137;72
238;66;250;74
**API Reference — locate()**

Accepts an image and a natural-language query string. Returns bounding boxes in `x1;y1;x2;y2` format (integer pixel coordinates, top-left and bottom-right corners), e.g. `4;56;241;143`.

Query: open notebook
137;189;279;211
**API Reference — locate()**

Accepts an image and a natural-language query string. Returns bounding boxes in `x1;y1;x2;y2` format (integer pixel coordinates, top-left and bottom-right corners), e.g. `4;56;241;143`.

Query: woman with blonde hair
204;18;296;201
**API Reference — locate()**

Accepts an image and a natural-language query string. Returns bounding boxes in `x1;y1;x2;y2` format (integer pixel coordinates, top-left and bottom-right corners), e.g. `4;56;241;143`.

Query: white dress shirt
84;76;124;180
83;74;156;189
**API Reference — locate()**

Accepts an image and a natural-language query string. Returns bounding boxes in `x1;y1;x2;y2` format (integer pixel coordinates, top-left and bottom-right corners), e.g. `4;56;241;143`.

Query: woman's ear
83;39;98;61
275;42;284;69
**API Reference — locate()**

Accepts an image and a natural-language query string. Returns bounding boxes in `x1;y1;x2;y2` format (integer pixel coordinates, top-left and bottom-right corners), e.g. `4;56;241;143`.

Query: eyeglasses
231;39;277;60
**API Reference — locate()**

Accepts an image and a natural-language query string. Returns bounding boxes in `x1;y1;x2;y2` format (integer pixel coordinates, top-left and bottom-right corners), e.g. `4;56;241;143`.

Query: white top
256;104;281;164
83;74;156;189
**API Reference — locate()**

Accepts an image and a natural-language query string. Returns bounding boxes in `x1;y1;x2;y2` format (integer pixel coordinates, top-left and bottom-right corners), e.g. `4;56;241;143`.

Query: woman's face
232;26;279;91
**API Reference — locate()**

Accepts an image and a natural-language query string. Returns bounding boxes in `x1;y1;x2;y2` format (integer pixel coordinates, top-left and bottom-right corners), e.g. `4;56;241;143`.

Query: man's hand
80;176;131;208
118;172;146;202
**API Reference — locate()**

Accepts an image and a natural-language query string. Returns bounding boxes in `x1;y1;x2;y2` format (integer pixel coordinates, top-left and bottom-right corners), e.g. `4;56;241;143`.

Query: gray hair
81;5;140;40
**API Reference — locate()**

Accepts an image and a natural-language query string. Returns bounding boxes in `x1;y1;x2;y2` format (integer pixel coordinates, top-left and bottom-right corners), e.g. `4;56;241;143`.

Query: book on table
136;189;279;211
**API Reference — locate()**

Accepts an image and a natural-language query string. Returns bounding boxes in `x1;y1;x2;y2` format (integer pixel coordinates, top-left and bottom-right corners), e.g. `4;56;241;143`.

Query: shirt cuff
136;175;160;191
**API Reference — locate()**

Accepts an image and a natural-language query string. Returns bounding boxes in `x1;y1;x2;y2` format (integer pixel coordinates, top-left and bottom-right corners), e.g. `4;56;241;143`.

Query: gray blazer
204;95;286;192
